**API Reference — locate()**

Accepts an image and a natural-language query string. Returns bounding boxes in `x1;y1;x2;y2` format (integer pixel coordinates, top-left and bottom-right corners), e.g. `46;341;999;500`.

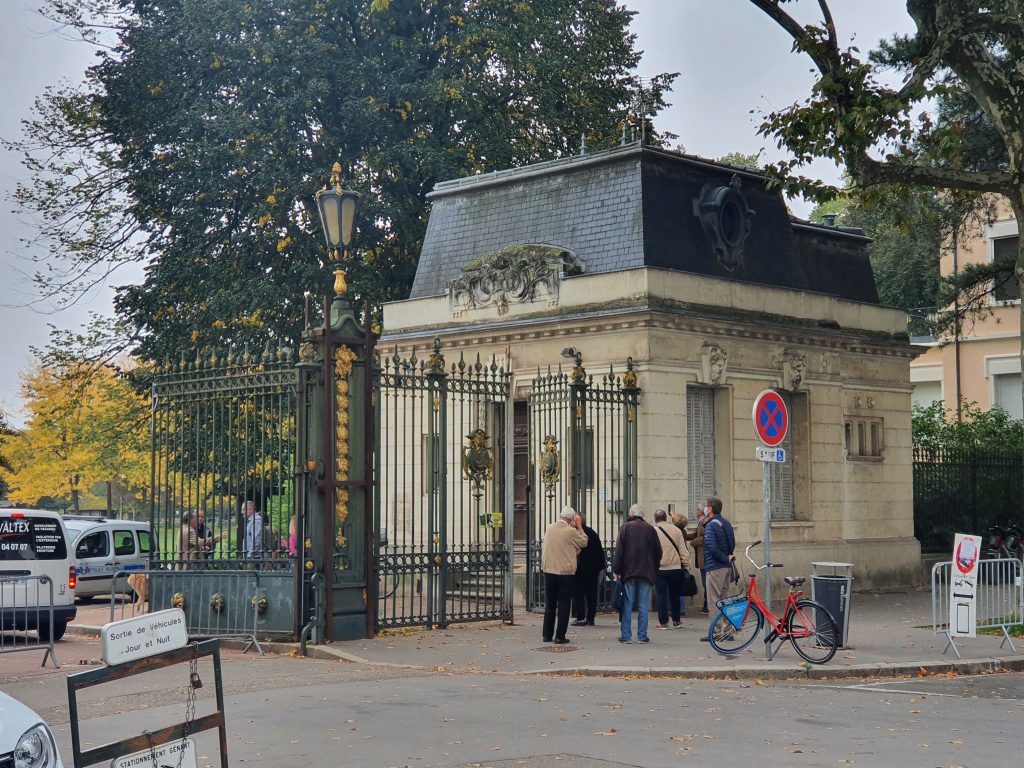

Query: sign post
68;630;228;768
752;388;789;655
949;533;981;644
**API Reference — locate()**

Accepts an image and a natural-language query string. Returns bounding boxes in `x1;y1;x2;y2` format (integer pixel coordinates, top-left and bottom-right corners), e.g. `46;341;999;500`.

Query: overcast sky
0;0;916;424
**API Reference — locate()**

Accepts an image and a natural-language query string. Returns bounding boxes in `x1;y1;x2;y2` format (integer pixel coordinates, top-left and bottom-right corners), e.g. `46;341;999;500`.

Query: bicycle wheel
786;599;839;664
707;603;763;654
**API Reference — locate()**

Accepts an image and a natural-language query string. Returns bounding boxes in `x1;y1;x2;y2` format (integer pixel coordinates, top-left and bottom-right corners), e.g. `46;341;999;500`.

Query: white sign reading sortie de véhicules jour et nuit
101;608;188;665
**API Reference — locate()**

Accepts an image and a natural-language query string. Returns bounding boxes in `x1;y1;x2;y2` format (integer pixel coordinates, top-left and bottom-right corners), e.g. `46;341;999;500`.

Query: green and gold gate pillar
305;162;376;641
567;350;588;515
424;343;448;627
621;357;639;508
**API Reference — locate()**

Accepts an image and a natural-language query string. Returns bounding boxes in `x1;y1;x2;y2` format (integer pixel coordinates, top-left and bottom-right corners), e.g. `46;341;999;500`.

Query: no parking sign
752;389;788;447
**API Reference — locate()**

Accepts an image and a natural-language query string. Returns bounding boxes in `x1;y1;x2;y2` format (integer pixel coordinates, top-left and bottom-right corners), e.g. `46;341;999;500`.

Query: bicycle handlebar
744;540;783;570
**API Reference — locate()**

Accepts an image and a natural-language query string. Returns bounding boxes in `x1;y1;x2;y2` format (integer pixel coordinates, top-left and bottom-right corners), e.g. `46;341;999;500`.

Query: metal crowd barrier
143;569;265;654
931;557;1024;658
0;574;59;668
108;569;151;623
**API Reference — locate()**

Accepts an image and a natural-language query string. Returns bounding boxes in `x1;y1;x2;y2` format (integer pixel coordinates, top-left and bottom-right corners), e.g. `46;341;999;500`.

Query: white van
63;517;152;601
0;509;77;641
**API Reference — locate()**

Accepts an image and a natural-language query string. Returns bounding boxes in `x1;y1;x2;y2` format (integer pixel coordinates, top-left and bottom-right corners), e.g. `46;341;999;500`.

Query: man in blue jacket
702;496;736;614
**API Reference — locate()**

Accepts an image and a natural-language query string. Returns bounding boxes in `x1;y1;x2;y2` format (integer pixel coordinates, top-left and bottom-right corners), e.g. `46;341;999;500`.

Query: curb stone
66;623;1024;682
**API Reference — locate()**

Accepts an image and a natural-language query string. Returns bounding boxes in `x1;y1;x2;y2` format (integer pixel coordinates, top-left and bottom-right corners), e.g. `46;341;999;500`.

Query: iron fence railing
913;447;1024;554
526;359;639;612
150;346;299;571
374;340;512;630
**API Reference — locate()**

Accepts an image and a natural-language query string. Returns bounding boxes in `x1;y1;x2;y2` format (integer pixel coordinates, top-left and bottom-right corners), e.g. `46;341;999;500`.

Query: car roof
64;518;150;531
0;508;63;518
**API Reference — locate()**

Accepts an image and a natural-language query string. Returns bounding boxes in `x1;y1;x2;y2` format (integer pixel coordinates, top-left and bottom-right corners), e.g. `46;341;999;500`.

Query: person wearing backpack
654;509;690;628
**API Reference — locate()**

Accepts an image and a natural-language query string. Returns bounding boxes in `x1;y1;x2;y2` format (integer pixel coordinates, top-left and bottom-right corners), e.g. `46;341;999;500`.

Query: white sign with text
101;608;188;666
110;738;197;768
755;447;786;463
949;532;980;638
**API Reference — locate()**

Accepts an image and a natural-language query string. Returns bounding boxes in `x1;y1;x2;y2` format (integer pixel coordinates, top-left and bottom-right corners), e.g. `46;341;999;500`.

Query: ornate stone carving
692;174;754;271
773;348;808;391
539;435;561;498
449;244;582;316
462;428;495;498
699;343;728;386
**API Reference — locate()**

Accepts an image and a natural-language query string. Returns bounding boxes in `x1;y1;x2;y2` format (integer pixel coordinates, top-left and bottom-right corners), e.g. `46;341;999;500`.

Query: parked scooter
982;523;1010;560
1002;522;1024;562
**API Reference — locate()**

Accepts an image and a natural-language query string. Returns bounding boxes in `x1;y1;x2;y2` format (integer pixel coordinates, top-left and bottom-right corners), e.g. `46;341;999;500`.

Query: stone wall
382;266;922;590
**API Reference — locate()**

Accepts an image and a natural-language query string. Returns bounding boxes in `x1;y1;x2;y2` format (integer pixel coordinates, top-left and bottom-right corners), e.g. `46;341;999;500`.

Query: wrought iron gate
526;354;639;611
374;339;512;629
149;346;301;637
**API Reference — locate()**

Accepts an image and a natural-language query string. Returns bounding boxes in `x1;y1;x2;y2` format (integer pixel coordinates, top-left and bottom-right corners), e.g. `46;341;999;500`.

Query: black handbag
611;579;626;611
680;568;698;597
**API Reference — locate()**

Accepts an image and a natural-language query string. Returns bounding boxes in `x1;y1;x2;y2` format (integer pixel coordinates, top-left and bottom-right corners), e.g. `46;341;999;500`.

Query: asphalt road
4;638;1023;768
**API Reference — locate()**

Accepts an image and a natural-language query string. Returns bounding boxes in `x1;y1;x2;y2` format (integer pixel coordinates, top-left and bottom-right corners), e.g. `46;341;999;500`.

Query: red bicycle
707;541;839;664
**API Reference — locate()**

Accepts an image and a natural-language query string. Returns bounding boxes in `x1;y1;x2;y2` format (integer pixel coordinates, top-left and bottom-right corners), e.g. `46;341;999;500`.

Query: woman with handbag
683;505;710;613
653;509;690;628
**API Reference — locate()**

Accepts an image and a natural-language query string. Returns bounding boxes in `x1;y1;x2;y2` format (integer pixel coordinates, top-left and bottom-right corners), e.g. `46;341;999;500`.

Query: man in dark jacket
702;496;736;614
612;503;662;644
571;512;606;627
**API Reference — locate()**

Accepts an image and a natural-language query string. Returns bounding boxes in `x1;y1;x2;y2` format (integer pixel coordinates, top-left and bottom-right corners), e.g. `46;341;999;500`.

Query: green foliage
912;401;1024;452
716;151;763;171
746;1;1024;342
811;188;944;334
0;410;15;500
12;0;676;366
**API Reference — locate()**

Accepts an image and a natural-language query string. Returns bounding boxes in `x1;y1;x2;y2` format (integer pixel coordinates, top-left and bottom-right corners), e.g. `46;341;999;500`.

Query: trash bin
810;562;854;648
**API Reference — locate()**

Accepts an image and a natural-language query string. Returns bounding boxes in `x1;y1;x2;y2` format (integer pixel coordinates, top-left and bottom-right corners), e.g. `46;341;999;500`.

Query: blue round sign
752;389;788;447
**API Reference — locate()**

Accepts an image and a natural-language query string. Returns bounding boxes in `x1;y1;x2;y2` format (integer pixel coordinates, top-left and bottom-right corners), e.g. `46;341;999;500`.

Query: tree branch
849;153;1013;194
748;0;834;76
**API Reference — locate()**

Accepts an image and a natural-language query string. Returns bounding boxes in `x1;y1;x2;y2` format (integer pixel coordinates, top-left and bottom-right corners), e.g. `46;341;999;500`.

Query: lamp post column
309;161;376;641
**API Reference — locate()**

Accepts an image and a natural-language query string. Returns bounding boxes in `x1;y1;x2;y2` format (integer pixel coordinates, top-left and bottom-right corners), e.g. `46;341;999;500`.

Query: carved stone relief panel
698;342;728;386
448;244;582;317
772;347;808;391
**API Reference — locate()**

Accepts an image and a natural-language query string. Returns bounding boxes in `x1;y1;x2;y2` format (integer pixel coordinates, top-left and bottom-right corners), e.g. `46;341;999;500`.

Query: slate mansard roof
409;143;879;305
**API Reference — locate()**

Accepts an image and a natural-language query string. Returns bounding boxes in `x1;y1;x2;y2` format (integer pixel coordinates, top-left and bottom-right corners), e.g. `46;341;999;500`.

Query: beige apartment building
911;200;1022;419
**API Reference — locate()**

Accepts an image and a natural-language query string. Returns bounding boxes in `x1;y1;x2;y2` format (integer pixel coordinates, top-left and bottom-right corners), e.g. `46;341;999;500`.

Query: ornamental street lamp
315;161;359;296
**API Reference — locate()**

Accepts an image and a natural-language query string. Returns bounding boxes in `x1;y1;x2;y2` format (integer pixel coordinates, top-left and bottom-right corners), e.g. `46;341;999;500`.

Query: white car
0;691;64;768
63;517;151;601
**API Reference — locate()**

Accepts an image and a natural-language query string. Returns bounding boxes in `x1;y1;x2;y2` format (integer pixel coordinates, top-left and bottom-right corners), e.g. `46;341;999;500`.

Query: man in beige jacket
541;506;588;644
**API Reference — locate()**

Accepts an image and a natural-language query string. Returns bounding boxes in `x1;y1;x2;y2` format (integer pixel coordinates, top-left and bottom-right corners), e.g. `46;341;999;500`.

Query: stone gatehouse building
380;143;921;593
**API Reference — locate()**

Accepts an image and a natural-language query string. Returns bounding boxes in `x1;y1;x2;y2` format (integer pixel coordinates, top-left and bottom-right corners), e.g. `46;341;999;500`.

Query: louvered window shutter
686;387;716;513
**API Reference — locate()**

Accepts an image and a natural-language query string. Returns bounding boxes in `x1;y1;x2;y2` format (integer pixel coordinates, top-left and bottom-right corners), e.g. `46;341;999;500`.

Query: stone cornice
379;301;918;360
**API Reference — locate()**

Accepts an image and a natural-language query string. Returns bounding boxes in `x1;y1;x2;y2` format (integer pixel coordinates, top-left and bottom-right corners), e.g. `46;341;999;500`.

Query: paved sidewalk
69;587;1024;680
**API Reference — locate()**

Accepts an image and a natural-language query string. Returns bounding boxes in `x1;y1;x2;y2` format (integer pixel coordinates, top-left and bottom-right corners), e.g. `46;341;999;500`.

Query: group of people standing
176;501;299;564
541;497;735;644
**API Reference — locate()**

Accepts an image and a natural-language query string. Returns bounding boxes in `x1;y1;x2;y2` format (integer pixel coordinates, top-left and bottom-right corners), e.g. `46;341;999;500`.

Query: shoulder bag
658;525;698;597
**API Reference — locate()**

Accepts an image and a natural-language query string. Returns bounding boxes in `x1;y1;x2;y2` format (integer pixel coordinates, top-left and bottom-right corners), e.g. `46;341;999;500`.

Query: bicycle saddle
784;576;805;586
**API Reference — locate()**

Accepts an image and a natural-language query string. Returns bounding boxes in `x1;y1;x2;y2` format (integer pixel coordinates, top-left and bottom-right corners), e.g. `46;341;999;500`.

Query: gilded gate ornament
539;435;561;498
462;428;495;498
334;345;357;553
